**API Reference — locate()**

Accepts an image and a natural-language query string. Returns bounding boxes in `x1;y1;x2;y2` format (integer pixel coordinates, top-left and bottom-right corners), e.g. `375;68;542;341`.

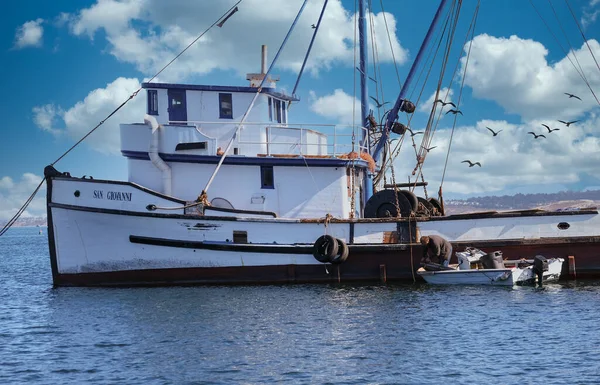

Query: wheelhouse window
147;90;158;115
219;93;233;119
261;166;274;189
282;103;287;123
274;99;282;123
268;97;273;121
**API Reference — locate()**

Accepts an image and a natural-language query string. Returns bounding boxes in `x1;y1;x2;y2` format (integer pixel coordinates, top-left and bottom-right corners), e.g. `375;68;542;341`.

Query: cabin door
167;89;187;123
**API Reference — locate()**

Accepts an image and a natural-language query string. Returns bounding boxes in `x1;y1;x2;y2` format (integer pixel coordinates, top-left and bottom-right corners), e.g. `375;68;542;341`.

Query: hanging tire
313;235;339;263
330;238;349;264
428;198;444;216
364;190;412;218
399;190;418;213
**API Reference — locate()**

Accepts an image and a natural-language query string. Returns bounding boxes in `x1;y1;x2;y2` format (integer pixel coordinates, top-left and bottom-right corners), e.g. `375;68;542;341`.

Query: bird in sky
446;109;463;115
558;120;579;127
407;128;423;137
311;24;316;29
486;127;502;136
564;92;582;101
424;146;437;152
528;132;546;139
542;124;559;133
369;96;388;108
461;160;481;167
435;99;456;108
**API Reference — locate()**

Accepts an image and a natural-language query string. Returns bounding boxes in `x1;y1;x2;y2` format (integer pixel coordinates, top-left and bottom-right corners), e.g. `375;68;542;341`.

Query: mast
371;0;450;164
358;0;374;204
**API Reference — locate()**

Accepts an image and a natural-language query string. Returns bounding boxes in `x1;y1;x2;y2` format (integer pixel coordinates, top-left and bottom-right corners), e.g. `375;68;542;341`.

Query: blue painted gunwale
122;150;371;169
142;82;299;102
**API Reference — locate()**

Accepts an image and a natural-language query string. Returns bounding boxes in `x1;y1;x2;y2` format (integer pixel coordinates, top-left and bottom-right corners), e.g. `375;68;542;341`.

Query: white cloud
32;104;64;135
461;34;600;121
32;77;144;154
13;19;44;49
64;0;408;82
0;173;46;221
419;88;455;113
388;114;600;195
309;88;362;125
583;0;600;29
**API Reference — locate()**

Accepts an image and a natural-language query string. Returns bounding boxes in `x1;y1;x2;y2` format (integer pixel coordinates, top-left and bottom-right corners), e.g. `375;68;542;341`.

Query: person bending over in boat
420;235;453;267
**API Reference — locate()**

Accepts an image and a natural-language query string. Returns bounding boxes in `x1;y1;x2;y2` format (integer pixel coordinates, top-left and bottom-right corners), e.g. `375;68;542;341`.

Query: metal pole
358;0;374;206
371;0;450;163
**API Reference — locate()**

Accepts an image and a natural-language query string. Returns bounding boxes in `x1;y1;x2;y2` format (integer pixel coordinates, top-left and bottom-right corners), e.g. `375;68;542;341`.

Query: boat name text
93;190;132;201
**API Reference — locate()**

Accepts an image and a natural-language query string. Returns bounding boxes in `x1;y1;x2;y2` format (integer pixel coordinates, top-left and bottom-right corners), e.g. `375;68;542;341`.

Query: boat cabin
120;48;370;219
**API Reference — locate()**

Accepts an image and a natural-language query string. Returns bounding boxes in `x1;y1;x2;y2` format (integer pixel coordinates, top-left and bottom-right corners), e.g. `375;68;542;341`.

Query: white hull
46;176;594;286
417;258;564;286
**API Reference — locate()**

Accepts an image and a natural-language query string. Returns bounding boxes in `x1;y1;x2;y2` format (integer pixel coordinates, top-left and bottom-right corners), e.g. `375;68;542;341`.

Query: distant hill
2;216;47;228
445;189;600;214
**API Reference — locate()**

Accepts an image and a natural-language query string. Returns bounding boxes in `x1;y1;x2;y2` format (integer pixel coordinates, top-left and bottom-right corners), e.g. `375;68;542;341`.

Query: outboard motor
480;251;505;269
533;255;548;286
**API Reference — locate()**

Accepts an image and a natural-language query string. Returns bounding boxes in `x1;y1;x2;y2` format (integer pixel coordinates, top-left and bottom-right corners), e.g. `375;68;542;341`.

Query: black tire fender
364;190;413;218
417;197;435;215
330;238;349;264
428;198;444;216
313;235;339;263
399;190;418;213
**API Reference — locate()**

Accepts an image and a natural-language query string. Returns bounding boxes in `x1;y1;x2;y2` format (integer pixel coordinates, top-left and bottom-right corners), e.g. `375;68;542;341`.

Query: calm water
1;227;600;384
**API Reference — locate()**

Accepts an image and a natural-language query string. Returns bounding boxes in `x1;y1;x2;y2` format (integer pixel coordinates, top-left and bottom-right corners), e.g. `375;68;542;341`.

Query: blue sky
2;0;600;220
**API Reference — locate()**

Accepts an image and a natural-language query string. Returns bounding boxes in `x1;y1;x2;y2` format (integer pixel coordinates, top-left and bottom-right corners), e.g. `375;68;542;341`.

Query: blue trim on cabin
122;150;371;169
142;82;299;102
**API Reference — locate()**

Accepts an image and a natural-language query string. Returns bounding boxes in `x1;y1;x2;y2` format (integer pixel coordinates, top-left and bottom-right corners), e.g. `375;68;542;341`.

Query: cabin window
147;90;158;115
282;103;287;123
268;97;273;121
261;166;274;189
275;99;282;123
219;93;233;119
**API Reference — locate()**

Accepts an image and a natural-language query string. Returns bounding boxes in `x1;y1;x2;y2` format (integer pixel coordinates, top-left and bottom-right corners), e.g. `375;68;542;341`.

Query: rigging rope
379;0;402;87
376;2;453;183
0;1;243;237
440;1;480;188
290;0;329;102
528;0;600;107
564;0;600;74
378;0;456;186
202;0;309;199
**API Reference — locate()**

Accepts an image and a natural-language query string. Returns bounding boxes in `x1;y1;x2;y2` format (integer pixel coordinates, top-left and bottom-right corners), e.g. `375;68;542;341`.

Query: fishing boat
43;0;600;286
417;248;564;286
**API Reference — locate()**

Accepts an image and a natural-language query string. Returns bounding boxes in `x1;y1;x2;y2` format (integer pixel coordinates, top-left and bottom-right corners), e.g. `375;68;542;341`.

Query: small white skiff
417;247;564;286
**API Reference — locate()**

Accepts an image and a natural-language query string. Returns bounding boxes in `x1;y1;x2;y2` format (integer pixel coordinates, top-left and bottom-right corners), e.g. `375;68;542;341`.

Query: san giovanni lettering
93;190;132;201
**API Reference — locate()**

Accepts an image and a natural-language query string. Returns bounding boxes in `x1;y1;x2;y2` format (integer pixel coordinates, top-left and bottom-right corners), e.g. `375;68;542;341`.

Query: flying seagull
369;96;388;108
446;109;463;116
542;124;559;133
528;132;546;139
407;128;423;137
564;93;582;101
435;99;456;108
558;120;579;127
461;160;481;167
486;127;502;136
424;146;437;152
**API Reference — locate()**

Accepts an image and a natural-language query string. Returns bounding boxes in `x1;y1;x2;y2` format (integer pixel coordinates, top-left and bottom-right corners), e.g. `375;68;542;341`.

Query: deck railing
169;121;369;157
